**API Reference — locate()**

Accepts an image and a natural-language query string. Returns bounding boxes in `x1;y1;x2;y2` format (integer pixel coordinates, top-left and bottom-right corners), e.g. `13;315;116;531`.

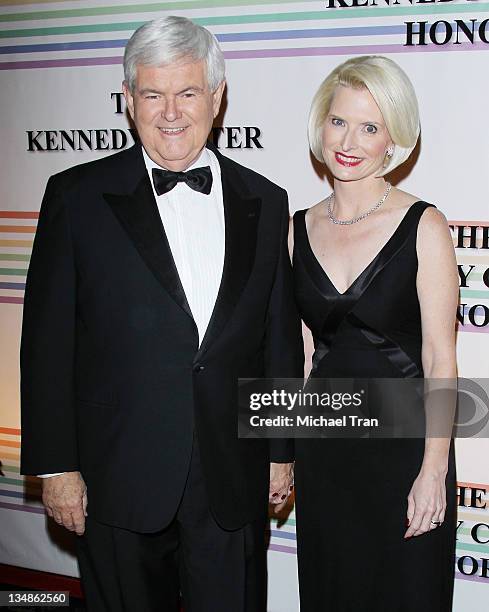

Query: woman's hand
269;462;294;513
404;467;447;538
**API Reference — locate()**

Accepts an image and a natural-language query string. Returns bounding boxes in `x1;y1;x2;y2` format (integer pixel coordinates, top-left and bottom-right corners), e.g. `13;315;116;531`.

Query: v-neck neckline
302;201;424;296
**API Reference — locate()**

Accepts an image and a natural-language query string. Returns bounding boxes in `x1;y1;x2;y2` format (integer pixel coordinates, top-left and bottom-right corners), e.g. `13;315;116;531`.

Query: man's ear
212;80;226;119
122;81;135;120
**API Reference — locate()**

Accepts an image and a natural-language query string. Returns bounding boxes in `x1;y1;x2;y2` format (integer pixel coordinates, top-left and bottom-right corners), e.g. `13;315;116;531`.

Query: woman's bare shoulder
389;187;448;231
389;187;422;210
418;206;450;239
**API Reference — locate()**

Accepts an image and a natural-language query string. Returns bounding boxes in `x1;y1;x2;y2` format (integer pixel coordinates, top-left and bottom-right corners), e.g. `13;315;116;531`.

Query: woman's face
321;85;393;182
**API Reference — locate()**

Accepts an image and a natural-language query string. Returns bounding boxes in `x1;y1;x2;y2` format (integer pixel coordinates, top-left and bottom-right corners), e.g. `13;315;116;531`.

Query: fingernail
281;495;286;500
272;493;279;498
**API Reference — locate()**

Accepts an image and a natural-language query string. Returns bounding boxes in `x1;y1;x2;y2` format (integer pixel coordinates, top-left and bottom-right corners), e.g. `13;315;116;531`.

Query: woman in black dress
292;56;458;611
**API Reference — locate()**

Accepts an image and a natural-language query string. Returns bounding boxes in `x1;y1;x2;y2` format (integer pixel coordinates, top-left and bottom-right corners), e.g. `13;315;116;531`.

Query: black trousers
76;438;268;612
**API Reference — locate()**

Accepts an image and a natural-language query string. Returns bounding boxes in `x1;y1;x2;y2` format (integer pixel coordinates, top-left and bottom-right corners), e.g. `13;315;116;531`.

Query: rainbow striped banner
454;221;489;334
1;427;487;583
0;426;43;515
0;211;36;305
1;211;487;333
441;480;489;585
1;0;489;71
268;481;489;585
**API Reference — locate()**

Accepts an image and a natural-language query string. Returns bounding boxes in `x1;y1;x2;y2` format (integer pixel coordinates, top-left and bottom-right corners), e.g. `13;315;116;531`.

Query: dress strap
292;208;308;242
396;201;435;237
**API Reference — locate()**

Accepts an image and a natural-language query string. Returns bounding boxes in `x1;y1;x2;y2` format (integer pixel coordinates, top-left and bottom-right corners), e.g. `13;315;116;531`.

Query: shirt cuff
37;473;65;478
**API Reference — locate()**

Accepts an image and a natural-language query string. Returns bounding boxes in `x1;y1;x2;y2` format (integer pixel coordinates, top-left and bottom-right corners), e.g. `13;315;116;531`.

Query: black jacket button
193;363;205;373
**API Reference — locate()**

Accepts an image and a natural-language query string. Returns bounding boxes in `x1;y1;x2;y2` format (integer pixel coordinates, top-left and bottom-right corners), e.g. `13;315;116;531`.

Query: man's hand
269;462;294;514
42;471;87;535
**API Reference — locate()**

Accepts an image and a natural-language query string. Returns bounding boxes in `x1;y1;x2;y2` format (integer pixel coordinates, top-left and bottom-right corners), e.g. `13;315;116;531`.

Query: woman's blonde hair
308;55;420;176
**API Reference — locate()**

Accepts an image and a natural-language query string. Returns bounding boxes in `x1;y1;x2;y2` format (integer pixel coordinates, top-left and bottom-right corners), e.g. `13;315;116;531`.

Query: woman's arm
404;206;459;538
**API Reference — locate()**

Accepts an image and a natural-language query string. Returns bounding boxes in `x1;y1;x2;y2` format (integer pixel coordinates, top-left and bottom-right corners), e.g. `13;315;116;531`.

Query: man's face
123;59;225;171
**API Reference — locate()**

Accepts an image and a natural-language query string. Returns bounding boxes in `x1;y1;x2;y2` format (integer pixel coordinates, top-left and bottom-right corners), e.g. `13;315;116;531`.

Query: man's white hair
123;16;225;92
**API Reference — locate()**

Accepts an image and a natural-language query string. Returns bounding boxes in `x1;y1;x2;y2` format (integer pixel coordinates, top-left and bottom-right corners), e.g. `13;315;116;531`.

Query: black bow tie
152;166;213;196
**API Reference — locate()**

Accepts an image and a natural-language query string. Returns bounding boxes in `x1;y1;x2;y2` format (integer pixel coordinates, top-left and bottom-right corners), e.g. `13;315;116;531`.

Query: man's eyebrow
138;88;162;95
178;86;205;94
138;86;205;95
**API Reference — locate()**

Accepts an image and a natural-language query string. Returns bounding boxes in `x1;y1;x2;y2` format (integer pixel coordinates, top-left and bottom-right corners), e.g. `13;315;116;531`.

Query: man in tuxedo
20;15;303;611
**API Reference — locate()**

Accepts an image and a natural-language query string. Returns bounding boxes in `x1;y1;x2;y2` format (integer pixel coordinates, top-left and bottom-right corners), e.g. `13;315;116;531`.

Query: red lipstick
335;152;363;167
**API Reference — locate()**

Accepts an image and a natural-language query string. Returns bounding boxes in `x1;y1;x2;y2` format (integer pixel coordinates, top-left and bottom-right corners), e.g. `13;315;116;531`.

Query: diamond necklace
327;182;392;225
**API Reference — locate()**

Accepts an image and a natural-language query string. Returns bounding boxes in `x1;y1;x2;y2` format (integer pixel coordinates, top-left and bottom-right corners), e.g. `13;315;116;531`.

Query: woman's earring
383;146;394;168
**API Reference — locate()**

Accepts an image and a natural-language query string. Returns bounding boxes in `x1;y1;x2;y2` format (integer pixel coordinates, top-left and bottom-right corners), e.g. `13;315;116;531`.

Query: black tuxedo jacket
20;143;303;532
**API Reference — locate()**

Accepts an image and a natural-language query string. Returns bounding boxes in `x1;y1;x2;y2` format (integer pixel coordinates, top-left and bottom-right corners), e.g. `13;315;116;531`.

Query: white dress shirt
39;146;225;478
143;146;225;344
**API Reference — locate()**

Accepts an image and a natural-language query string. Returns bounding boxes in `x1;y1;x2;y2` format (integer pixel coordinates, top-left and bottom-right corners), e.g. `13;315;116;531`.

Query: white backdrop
1;1;488;610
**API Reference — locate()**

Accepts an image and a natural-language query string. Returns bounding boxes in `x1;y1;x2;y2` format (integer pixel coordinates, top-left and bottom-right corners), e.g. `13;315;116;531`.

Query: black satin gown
293;202;456;612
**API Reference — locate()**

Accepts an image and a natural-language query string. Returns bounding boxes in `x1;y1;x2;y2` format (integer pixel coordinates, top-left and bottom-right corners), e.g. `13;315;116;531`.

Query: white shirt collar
142;146;212;174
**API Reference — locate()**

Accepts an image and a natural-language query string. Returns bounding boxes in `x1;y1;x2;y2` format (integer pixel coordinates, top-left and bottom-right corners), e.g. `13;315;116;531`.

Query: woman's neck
331;177;389;220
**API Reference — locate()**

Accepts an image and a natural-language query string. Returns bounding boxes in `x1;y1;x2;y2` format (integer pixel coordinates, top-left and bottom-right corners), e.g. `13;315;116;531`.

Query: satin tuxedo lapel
103;150;194;322
196;149;261;360
103;144;261;357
